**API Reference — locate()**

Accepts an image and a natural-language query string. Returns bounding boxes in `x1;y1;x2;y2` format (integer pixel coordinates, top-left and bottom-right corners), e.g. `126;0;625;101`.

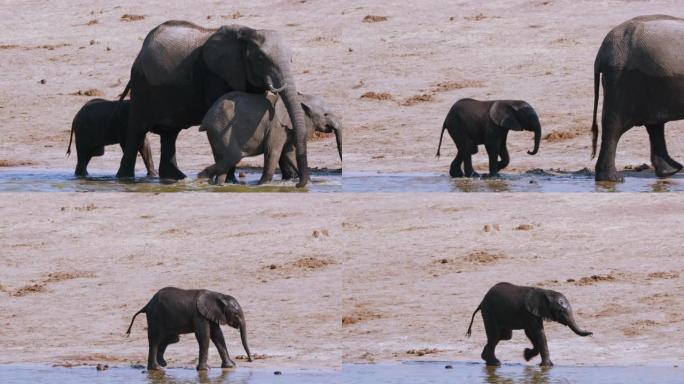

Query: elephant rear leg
159;129;186;180
497;139;510;172
279;143;299;181
481;314;502;366
449;152;464;178
595;115;629;182
646;123;682;178
157;334;179;367
147;331;163;371
75;151;93;177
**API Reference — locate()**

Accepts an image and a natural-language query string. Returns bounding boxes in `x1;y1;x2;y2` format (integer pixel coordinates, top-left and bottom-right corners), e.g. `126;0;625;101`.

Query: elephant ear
203;25;250;92
196;290;228;325
524;288;552;320
489;101;523;131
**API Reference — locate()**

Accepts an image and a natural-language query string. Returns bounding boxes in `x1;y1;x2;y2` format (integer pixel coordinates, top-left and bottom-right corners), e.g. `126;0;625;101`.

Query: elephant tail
465;305;481;338
591;62;601;159
118;80;131;102
66;120;75;157
436;123;448;158
125;305;147;337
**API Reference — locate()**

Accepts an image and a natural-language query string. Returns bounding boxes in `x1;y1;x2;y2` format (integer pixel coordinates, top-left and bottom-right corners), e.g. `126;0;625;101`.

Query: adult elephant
592;15;684;182
117;20;310;187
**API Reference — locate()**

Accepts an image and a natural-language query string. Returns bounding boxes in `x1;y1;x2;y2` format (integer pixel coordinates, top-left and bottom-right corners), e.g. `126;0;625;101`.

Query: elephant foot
449;169;464;178
147;364;163;371
482;173;500;179
146;170;159;178
159;164;186;180
221;359;235;369
485;359;501;367
158;359;167;367
653;156;682;178
116;166;135;179
523;348;538;361
196;364;209;371
594;169;623;182
540;360;554;367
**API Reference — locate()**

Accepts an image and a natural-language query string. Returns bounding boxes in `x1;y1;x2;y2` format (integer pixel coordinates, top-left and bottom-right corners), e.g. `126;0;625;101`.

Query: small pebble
239;172;246;178
445;365;453;369
96;363;108;371
39;79;46;84
274;371;282;375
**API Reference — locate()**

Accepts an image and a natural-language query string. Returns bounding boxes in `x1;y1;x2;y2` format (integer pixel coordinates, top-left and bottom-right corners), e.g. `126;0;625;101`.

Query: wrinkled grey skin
592;15;684;181
67;99;155;177
198;92;342;185
466;282;592;367
117;20;310;187
126;287;252;371
436;99;541;177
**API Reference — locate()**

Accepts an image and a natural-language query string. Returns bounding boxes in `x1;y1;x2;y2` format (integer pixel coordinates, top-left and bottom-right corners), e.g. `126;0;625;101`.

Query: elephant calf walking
67;99;156;177
126;287;252;371
466;282;592;367
198;92;342;185
436;99;541;178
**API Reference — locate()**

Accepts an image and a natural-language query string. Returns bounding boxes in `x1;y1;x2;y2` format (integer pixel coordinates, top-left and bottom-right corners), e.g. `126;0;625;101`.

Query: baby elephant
68;99;156;177
436;99;541;178
126;287;252;371
198;92;342;185
466;282;592;367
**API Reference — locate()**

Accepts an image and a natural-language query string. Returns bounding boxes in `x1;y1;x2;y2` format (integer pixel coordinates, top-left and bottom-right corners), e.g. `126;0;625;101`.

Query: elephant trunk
564;312;592;337
333;125;342;161
280;82;310;188
528;118;541;155
239;320;253;362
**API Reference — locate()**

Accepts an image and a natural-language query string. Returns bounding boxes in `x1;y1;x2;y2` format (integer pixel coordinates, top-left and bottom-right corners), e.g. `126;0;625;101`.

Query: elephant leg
159;129;186;180
525;326;552;367
279;143;298;180
595;115;628;182
210;323;235;369
117;114;145;178
481;314;501;366
147;328;162;371
157;334;179;368
227;167;238;183
646;123;682;177
259;140;285;185
449;152;464;178
497;137;510;171
138;135;158;177
499;328;512;341
484;141;501;177
75;151;92;177
523;328;540;362
194;323;211;371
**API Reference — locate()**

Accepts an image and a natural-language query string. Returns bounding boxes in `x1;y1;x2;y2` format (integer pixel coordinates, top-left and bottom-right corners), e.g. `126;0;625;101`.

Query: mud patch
543;127;585;142
624;163;650;172
402;94;433;106
12;271;96;297
572;273;617;286
646;271;680;280
514;224;534;231
342;303;383;325
363;15;389;23
292;256;335;270
120;14;145;22
463;250;505;264
406;348;441;356
360;92;394;101
430;80;484;92
623;319;659;337
0;160;36;167
71;89;103;97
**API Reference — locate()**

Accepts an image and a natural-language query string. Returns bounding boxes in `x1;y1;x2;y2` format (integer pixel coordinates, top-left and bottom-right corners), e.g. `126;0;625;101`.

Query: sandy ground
1;0;682;176
341;194;684;366
0;194;342;369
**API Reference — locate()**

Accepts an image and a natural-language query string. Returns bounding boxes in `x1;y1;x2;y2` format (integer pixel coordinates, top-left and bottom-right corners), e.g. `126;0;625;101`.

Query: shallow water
1;362;681;384
0;168;341;193
342;169;684;192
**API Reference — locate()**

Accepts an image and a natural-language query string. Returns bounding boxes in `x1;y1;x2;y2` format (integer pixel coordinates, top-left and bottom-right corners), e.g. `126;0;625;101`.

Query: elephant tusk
267;82;287;93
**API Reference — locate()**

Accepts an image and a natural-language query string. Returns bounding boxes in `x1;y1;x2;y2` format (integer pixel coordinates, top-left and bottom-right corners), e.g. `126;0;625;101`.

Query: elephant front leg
279;143;299;181
497;137;510;172
194;324;211;371
484;141;501;178
157;334;179;368
138;135;158;177
210;324;235;369
159;129;186;180
646;124;682;178
525;326;552;367
259;138;286;185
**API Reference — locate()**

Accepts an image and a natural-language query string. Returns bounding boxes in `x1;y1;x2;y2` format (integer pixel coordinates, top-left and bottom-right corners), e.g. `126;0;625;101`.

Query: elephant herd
67;15;683;184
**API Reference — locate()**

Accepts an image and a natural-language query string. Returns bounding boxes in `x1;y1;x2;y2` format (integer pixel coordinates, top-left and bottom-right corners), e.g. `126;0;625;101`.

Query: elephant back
627;17;684;76
136;21;215;86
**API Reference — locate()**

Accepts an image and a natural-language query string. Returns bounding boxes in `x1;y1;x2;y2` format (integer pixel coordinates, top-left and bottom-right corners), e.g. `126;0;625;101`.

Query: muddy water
342;169;684;192
0;168;341;193
341;361;684;384
1;362;681;384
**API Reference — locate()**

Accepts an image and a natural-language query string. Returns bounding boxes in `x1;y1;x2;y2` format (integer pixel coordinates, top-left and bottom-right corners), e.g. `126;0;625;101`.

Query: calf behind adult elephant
126;287;252;371
592;15;684;181
436;99;541;178
117;20;310;187
198;92;342;185
67;99;155;177
466;282;592;367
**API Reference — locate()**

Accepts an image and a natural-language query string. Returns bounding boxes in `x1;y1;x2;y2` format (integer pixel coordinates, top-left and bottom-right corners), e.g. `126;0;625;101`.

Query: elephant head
489;101;541;155
203;26;309;187
197;291;253;361
525;288;592;337
299;93;342;161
